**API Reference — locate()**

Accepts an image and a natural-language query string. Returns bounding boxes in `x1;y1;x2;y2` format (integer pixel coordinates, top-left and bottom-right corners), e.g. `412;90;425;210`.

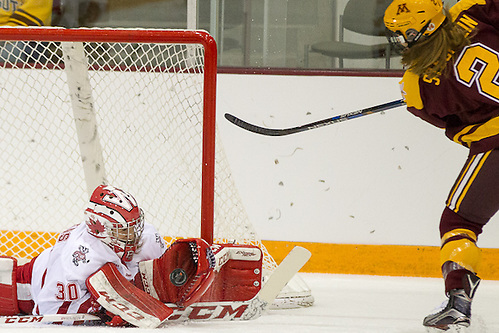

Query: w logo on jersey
72;245;90;266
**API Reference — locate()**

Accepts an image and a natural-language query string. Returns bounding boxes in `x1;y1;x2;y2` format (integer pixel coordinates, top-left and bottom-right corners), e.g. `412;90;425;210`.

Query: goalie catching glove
136;238;216;308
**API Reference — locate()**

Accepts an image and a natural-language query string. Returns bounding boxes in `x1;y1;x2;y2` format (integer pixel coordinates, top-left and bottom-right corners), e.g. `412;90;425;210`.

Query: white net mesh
0;28;277;273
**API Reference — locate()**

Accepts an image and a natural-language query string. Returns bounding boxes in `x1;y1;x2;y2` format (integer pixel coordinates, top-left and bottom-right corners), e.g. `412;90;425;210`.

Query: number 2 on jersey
455;42;499;103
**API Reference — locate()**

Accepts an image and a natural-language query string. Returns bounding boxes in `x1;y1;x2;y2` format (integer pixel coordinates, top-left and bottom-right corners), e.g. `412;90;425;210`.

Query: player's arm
400;71;446;128
6;0;53;26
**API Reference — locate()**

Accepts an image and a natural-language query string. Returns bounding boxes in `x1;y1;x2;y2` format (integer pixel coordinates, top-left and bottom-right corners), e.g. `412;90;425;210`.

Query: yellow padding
440;238;481;273
5;231;499;279
441;228;477;245
400;71;424;110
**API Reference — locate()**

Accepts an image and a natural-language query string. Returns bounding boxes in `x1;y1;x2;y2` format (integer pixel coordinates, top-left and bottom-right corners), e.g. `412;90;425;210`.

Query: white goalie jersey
30;222;166;315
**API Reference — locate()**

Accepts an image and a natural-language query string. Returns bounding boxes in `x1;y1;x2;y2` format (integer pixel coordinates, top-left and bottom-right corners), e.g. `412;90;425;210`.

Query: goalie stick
0;313;101;324
0;246;311;325
225;99;406;136
256;246;311;306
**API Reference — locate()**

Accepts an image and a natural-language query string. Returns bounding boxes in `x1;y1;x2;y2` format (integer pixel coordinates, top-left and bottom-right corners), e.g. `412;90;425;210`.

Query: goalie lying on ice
0;184;263;328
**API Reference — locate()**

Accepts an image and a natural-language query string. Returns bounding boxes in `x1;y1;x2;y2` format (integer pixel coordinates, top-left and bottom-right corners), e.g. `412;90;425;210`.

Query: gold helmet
384;0;446;52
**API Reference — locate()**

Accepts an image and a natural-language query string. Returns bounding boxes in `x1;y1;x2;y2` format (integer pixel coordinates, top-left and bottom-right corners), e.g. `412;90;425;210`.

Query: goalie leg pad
16;256;37;314
86;263;173;329
138;238;215;308
0;256;19;315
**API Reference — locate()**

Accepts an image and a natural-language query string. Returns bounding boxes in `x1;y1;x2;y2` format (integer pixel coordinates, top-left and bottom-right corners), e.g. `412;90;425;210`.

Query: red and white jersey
30;222;166;315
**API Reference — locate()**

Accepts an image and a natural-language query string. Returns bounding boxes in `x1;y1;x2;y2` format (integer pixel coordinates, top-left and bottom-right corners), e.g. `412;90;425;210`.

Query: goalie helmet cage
0;27;312;307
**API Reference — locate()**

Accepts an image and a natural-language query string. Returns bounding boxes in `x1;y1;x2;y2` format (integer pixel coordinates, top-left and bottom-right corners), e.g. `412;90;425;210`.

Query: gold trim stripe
453;116;499;146
4;231;499;280
262;240;499;280
447;151;490;212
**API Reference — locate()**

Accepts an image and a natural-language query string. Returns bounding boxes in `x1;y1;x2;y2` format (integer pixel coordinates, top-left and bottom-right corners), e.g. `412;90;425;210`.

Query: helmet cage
386;20;432;53
384;0;446;54
85;208;144;261
108;208;144;261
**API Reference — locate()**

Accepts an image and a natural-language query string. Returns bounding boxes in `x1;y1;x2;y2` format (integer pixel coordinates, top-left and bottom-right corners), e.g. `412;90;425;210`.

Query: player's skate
423;274;480;332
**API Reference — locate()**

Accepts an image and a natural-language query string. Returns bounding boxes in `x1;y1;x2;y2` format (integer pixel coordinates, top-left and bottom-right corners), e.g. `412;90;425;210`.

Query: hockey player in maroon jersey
384;0;499;331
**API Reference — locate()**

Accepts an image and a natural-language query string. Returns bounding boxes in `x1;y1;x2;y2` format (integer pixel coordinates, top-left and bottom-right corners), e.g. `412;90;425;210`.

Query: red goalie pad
0;256;19;316
137;238;215;308
200;244;263;302
86;263;173;328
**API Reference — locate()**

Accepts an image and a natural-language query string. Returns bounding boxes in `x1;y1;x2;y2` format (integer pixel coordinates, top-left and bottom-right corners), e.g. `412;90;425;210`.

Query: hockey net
0;27;312;308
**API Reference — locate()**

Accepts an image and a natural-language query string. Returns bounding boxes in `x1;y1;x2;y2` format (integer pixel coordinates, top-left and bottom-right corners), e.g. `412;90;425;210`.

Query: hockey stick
1;246;311;326
225;99;406;136
257;246;311;305
0;313;101;325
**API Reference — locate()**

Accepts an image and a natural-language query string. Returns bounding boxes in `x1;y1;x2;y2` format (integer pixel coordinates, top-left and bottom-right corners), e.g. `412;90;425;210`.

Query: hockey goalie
0;185;263;328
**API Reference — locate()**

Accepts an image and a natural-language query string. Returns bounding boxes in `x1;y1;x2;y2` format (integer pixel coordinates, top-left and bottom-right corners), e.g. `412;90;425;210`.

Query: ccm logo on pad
99;291;146;320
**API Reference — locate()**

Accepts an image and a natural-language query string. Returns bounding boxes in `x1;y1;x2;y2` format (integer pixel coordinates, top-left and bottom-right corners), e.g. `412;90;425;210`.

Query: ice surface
3;273;499;333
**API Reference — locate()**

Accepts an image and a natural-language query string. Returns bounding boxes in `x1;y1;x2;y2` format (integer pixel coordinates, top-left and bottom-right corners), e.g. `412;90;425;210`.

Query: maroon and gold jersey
400;0;499;154
0;0;53;26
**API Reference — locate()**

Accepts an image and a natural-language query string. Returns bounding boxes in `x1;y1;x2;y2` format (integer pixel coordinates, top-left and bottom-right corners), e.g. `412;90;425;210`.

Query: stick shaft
225;99;405;136
0;313;101;324
257;246;311;304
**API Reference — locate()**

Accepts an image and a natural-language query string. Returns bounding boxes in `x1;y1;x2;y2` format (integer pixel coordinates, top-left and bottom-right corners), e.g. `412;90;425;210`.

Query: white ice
3;273;499;333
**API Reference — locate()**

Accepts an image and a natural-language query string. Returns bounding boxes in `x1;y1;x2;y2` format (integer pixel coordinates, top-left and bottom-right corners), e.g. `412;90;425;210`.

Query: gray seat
310;0;393;68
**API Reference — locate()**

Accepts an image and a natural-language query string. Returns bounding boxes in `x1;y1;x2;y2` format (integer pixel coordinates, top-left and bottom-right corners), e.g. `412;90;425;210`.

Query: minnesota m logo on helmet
384;0;446;52
396;3;410;15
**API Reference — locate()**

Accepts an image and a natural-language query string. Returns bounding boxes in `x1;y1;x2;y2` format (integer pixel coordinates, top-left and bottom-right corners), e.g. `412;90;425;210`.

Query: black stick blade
224;113;299;136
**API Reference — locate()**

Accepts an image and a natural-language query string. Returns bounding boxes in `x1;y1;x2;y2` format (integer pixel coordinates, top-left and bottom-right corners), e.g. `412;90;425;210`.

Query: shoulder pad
400;71;424;110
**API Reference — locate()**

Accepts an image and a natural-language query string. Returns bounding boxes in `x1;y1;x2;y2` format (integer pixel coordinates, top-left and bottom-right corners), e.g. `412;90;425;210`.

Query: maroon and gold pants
440;149;499;292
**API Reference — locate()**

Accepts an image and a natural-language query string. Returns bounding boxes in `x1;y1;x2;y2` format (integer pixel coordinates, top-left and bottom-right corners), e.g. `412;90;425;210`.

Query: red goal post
0;27;312;307
0;27;218;254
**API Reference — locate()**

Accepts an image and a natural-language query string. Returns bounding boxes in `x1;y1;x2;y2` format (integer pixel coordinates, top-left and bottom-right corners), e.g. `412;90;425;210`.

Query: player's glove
137;238;216;307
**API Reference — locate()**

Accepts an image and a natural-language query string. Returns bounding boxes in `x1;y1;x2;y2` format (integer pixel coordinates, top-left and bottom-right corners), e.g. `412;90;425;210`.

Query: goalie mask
85;185;144;262
384;0;446;53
